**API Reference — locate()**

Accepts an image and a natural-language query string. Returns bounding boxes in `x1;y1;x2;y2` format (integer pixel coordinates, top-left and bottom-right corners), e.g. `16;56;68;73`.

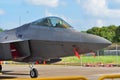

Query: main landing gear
29;63;38;78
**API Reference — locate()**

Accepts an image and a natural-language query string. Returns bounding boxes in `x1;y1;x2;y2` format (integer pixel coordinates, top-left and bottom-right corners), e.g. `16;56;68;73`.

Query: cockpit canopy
32;17;72;28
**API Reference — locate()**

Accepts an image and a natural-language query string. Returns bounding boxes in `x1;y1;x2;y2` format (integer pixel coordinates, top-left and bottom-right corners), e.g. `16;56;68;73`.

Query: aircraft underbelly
27;40;105;61
29;40;70;59
0;40;108;62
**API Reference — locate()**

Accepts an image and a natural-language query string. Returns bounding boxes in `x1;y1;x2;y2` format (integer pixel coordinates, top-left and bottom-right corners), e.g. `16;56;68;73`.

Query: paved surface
0;64;120;80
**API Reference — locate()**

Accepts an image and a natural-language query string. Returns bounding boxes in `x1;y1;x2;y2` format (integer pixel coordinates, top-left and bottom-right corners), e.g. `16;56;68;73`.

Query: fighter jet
0;16;111;78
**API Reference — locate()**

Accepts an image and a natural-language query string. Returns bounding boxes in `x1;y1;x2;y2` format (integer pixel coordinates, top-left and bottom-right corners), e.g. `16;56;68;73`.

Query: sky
0;0;120;31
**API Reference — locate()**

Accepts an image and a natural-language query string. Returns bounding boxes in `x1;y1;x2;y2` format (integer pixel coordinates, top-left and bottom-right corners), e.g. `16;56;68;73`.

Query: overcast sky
0;0;120;31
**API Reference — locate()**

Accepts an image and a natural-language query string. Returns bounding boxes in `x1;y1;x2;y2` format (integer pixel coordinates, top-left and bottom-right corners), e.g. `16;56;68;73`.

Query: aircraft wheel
0;65;2;72
30;68;38;78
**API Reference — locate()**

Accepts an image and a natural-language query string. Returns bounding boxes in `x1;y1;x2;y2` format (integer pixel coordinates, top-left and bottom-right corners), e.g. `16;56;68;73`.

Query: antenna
19;16;21;26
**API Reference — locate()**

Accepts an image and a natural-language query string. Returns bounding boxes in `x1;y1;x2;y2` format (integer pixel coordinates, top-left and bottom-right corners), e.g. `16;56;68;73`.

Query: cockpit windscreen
32;17;72;28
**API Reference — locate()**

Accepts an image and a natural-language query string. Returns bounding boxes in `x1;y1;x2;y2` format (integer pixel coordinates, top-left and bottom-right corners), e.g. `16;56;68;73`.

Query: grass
61;56;120;64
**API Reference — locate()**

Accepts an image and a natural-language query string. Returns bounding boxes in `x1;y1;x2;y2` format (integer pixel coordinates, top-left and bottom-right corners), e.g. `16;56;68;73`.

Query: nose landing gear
30;68;38;78
29;63;38;78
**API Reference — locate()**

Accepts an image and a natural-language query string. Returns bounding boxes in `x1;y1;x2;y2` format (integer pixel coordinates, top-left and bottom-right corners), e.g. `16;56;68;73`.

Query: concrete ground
0;64;120;80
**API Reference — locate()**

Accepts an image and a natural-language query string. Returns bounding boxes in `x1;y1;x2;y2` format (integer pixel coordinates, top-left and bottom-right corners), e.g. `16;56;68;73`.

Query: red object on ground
105;64;113;67
0;61;2;65
43;61;46;64
36;61;39;64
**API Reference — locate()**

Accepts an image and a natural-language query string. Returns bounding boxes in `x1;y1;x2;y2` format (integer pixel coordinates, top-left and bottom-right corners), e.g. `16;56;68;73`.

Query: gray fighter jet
0;16;111;78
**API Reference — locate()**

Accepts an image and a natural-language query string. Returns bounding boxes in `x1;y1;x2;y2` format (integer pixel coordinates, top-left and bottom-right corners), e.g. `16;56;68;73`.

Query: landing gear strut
29;63;38;78
0;65;2;72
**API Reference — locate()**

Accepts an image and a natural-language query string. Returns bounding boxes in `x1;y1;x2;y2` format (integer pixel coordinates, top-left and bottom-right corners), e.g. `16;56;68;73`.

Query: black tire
0;65;2;72
30;68;38;78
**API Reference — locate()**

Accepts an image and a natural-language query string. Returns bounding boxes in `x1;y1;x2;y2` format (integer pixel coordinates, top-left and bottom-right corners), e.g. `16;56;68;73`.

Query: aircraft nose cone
80;33;112;49
89;34;111;45
99;37;111;45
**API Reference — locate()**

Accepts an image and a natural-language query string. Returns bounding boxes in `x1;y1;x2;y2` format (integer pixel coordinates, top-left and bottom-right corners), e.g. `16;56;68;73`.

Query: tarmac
0;64;120;80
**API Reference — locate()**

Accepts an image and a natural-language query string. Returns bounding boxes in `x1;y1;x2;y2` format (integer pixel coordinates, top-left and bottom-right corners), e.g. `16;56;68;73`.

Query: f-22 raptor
0;16;111;78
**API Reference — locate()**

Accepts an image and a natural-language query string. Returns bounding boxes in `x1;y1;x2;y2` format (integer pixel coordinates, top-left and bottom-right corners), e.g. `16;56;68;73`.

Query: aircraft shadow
0;76;17;79
2;70;29;75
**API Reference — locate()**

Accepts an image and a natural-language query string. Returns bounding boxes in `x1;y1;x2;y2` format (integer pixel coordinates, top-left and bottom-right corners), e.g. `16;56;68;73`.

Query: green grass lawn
62;56;120;64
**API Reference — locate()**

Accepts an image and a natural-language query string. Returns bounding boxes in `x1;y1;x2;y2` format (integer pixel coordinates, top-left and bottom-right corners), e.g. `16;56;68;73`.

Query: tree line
86;25;120;43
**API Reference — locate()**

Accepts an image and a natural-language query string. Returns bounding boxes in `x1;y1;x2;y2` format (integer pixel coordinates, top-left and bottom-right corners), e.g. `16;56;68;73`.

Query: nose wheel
30;68;38;78
29;63;38;78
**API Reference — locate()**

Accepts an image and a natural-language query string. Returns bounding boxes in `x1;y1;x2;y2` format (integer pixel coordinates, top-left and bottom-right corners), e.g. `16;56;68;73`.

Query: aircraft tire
30;68;38;78
0;65;2;72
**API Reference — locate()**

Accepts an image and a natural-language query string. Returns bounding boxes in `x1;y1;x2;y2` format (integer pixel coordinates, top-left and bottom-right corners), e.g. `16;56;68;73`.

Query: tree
115;26;120;42
86;25;117;43
87;27;101;35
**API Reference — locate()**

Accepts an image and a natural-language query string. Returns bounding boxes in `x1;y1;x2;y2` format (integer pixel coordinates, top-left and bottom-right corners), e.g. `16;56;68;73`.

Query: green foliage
115;26;120;42
0;28;3;32
87;27;101;35
62;56;120;64
86;25;118;43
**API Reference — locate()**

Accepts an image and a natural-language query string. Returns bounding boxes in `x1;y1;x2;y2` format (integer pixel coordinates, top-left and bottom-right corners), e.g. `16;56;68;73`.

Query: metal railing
98;74;120;80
